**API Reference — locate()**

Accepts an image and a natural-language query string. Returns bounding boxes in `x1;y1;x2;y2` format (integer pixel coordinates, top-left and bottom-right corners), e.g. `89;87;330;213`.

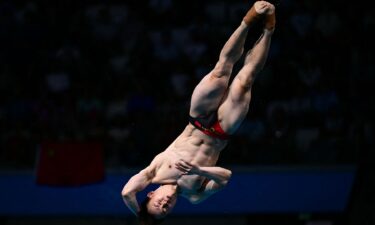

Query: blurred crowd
0;0;374;169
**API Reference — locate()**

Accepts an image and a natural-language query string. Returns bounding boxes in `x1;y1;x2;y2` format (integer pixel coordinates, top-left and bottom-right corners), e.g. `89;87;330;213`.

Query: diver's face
146;185;178;219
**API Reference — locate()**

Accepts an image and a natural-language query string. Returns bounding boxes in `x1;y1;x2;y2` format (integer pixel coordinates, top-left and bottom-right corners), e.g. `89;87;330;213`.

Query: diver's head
139;184;178;225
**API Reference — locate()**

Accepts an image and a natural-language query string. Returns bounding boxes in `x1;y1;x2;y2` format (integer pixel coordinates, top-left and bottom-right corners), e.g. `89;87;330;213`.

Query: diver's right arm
121;167;155;216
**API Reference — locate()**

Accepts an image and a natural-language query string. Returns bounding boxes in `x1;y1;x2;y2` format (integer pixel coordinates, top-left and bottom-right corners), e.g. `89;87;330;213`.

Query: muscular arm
121;167;154;216
175;159;232;204
197;166;232;186
190;166;232;204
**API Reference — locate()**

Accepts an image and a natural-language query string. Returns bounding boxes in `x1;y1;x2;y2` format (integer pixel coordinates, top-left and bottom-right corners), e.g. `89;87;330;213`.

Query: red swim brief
189;113;230;140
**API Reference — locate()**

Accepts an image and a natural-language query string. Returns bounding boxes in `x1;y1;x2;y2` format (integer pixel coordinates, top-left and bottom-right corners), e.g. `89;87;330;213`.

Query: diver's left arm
176;159;232;186
175;159;232;187
197;166;232;186
176;159;232;204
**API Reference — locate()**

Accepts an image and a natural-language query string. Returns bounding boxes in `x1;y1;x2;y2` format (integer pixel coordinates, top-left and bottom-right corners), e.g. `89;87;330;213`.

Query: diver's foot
243;1;262;26
243;1;276;31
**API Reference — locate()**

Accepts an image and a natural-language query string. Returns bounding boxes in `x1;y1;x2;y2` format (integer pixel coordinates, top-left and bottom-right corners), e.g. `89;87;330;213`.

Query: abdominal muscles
171;125;227;167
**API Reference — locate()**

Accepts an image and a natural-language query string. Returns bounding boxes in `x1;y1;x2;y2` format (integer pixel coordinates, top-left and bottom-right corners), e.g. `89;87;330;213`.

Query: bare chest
152;163;181;184
153;163;205;193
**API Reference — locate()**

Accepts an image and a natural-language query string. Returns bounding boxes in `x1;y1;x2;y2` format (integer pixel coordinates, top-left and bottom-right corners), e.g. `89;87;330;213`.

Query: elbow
121;190;129;198
221;170;232;186
121;189;133;198
225;169;232;182
227;170;232;179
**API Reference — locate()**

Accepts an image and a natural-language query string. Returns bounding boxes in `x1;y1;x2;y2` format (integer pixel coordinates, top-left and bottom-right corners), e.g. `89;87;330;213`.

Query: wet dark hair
138;197;165;225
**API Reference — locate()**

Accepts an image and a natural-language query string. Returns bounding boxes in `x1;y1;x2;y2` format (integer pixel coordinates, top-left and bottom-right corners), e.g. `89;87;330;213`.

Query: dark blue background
0;166;356;216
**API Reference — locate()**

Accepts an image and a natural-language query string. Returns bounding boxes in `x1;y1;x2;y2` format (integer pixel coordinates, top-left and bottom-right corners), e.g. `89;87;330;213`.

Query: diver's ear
147;191;154;198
